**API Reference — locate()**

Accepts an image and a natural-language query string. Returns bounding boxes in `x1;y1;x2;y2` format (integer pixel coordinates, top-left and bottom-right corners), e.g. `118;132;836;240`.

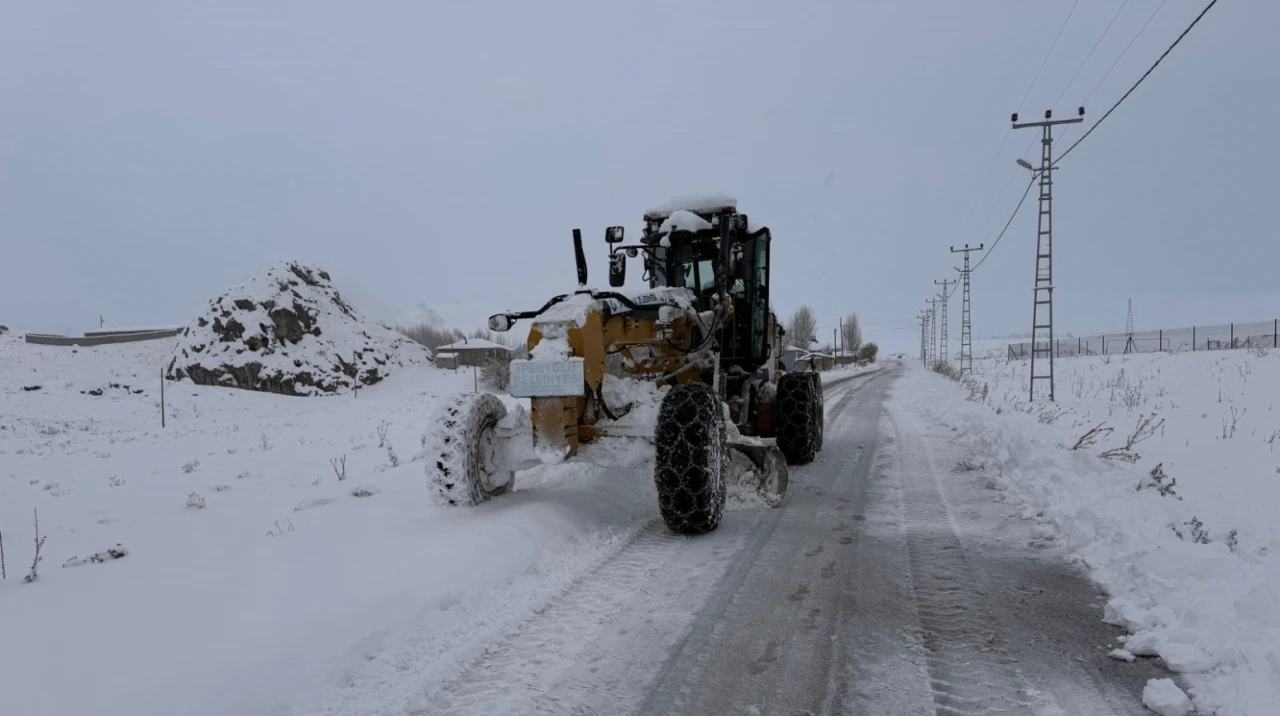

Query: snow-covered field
912;348;1280;715
0;332;665;716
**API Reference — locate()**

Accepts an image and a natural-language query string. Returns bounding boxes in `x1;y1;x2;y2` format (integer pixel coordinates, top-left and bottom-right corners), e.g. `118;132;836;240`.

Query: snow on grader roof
643;193;738;221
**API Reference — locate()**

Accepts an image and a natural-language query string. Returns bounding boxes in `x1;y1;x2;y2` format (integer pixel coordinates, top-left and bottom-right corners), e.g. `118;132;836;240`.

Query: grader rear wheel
427;393;514;506
654;383;727;535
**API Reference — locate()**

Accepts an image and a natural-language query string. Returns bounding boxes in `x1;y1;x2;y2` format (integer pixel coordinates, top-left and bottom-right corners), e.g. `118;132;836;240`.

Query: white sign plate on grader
509;358;586;398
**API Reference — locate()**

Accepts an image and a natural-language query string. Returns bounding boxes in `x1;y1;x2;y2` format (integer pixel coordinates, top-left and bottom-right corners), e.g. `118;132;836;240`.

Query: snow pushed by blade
1143;678;1192;716
168;261;431;395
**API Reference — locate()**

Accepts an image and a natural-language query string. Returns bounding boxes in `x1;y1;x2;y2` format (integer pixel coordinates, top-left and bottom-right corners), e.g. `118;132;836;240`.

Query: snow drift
167;262;431;395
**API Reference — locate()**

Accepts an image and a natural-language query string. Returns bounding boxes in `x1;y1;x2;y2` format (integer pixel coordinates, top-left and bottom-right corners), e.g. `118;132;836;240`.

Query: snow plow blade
727;441;789;508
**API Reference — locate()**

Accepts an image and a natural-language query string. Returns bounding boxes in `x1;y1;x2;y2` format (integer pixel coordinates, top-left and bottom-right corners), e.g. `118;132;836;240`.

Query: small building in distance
433;338;514;369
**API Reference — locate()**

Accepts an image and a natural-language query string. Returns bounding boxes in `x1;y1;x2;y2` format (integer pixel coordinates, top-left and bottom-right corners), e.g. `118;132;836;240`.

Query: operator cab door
723;229;771;368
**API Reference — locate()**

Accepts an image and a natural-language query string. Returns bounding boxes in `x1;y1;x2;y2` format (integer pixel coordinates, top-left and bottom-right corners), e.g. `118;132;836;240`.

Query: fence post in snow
1159;329;1163;352
1231;323;1235;349
1102;336;1106;354
160;368;165;429
1193;326;1196;351
1274;319;1277;348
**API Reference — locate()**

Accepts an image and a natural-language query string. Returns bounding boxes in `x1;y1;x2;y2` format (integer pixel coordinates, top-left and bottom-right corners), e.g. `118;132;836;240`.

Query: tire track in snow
410;519;752;716
884;407;1052;715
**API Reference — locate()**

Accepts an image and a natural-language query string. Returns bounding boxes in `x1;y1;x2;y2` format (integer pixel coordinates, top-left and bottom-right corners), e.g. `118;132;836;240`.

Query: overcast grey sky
2;1;1275;353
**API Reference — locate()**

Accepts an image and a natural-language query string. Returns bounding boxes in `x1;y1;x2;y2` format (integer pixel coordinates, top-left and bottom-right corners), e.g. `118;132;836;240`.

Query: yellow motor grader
426;198;824;534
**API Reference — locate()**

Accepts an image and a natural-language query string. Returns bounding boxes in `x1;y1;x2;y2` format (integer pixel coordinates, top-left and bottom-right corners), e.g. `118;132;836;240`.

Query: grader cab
426;198;825;535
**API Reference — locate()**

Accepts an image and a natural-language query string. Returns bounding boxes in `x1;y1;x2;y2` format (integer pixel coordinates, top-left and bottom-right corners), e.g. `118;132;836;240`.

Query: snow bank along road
354;366;1161;715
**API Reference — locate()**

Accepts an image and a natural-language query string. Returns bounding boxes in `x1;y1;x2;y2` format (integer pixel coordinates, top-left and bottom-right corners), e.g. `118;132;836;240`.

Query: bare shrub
330;455;347;481
24;508;45;583
1227;529;1239;552
1100;413;1164;462
259;432;272;451
108;475;126;487
932;361;962;381
480;352;513;391
1137;462;1180;499
182;459;200;474
1073;423;1113;451
186;492;207;510
377;421;390;448
387;445;400;467
1222;406;1245;439
351;485;378;498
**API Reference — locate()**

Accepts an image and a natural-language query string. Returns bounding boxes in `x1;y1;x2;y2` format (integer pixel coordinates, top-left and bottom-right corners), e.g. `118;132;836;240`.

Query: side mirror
605;226;625;244
488;313;514;332
608;252;626;287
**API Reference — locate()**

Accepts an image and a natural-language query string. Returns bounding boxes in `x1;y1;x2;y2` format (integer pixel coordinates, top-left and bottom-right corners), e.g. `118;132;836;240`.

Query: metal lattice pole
918;311;929;364
950;244;983;375
1013;108;1084;402
935;279;956;365
926;298;939;365
1124;298;1137;354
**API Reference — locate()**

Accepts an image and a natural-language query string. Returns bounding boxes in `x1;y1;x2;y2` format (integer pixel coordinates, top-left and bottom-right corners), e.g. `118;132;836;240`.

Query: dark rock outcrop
166;262;430;396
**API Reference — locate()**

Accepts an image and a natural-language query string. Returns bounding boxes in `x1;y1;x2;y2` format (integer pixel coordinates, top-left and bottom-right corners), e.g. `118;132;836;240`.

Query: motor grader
426;198;824;535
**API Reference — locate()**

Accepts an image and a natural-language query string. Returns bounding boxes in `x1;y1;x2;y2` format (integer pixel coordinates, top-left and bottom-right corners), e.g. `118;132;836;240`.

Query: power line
960;1;1081;240
1083;0;1169;106
971;175;1037;274
1017;0;1082;111
1052;0;1131;108
1057;0;1218;165
957;129;1011;234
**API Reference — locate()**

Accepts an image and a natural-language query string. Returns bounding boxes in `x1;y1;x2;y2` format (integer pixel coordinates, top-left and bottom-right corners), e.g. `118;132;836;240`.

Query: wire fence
1005;319;1280;360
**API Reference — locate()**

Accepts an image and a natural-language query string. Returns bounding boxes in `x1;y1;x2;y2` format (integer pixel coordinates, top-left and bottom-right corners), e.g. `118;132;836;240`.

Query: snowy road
399;366;1164;716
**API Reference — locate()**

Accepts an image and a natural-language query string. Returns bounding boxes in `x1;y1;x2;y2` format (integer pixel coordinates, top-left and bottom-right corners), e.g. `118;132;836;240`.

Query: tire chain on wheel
776;373;820;465
653;382;727;535
426;392;510;506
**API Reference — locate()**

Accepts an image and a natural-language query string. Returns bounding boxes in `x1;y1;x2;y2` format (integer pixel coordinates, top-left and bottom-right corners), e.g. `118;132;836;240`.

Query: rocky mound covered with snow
166;262;430;396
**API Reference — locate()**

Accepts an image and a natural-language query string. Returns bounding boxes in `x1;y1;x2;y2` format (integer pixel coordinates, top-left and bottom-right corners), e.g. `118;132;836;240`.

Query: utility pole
950;243;983;375
838;316;844;361
918;311;930;364
1013;107;1084;402
925;298;939;365
934;279;956;365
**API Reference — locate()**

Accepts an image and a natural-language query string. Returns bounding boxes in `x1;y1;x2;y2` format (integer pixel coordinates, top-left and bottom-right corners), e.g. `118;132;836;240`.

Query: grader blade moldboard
726;441;789;507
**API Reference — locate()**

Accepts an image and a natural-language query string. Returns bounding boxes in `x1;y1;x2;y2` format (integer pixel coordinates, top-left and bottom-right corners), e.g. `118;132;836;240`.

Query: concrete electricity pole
950;243;983;375
1013;107;1084;401
935;279;956;365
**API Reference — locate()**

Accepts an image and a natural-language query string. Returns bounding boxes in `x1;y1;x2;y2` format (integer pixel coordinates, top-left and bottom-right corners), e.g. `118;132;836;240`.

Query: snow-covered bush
480;352;513;391
185;492;207;510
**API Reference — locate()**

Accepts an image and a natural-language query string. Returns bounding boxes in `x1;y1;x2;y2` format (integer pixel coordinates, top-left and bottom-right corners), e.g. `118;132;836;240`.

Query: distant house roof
435;338;511;352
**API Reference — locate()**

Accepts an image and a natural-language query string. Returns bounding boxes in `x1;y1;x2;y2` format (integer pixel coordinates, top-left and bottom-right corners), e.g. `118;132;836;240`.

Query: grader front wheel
427;393;514;506
654;383;727;535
